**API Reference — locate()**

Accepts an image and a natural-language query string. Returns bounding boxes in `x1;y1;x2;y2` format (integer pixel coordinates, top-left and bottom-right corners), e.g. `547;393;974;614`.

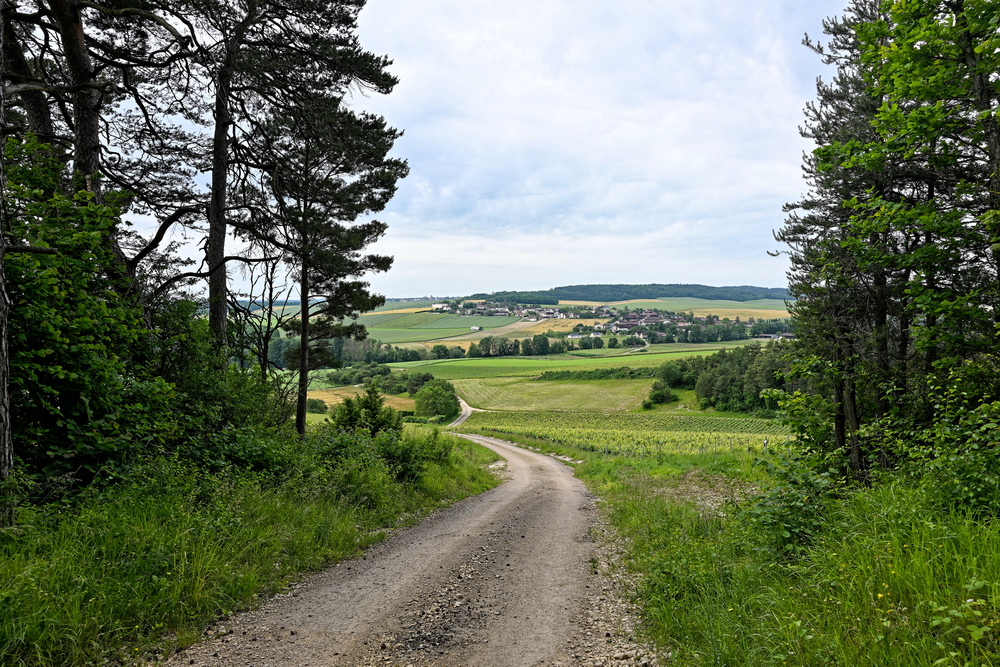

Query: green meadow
357;312;522;344
388;344;750;379
453;377;654;412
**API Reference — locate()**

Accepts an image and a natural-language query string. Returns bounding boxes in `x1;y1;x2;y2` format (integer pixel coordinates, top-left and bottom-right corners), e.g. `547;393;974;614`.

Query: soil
156;434;661;667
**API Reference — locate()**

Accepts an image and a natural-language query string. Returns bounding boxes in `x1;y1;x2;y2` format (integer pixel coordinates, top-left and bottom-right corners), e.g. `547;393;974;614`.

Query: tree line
0;0;405;491
775;0;1000;508
469;283;788;304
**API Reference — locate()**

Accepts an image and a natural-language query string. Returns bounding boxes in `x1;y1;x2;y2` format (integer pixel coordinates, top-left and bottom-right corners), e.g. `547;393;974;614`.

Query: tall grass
481;428;1000;665
0;436;499;666
580;456;1000;666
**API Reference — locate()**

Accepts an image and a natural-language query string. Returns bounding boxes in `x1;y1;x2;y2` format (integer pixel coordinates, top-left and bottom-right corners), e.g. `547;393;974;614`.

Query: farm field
455;410;787;457
388;346;740;379
308;386;416;411
511;318;609;336
357;313;523;343
559;297;789;319
453;377;653;412
356;312;520;330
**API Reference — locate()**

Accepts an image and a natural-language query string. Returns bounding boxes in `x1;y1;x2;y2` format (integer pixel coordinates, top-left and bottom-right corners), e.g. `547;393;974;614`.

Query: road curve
448;397;480;426
164;434;597;667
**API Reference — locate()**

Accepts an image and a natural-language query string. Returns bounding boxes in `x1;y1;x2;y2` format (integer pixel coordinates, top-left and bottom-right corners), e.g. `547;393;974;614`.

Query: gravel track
160;435;659;667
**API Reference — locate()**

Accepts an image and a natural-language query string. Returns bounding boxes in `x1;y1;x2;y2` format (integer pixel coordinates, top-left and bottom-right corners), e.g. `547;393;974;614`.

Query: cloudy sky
349;0;848;298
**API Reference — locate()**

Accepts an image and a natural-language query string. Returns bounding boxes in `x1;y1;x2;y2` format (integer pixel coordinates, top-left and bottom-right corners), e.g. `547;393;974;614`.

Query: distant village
431;301;794;342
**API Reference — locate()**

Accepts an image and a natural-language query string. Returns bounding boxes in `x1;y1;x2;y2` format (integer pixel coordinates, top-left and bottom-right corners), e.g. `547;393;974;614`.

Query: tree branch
2;245;58;255
76;1;193;46
148;254;280;302
127;205;201;273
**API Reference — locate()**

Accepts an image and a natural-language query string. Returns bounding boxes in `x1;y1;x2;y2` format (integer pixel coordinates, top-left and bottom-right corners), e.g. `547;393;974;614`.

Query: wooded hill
467;284;788;304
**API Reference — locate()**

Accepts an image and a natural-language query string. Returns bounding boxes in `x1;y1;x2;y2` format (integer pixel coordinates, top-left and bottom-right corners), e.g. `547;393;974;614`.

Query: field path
162;435;598;667
430;318;539;342
448;397;484;426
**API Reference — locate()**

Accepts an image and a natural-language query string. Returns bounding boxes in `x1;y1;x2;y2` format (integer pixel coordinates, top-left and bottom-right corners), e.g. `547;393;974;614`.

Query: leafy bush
7;138;146;480
915;398;1000;515
414;379;460;419
329;385;402;437
306;398;328;414
745;454;842;555
648;379;678;405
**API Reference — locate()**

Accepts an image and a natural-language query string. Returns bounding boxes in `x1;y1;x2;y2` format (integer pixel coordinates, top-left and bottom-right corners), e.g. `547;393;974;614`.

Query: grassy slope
454;377;653;412
442;352;999;666
1;436;501;666
465;420;1000;666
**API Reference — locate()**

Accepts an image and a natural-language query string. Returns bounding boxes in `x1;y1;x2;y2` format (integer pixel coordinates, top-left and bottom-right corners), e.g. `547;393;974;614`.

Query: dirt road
164;435;613;667
448;398;484;427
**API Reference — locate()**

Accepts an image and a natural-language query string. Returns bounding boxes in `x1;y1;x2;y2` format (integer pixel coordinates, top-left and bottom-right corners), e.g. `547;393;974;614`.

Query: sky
344;0;849;298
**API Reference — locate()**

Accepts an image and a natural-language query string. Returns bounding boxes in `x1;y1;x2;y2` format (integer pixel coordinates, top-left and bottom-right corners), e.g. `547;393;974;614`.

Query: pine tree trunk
1;19;54;138
207;65;232;345
833;375;846;455
0;251;12;525
844;378;865;481
296;257;309;436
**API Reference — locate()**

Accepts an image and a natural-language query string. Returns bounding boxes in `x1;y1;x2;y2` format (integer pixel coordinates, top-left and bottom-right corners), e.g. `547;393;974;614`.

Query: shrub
330;385;402;437
306;398;328;414
745;454;842;556
414;380;460;419
648;379;678;404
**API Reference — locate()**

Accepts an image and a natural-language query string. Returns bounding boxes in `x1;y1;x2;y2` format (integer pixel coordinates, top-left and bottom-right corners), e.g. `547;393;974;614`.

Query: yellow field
308;387;416;411
511;318;608;336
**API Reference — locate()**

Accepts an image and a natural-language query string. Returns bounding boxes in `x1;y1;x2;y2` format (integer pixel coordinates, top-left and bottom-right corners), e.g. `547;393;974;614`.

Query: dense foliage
414;379;461;420
773;0;1000;499
649;343;793;415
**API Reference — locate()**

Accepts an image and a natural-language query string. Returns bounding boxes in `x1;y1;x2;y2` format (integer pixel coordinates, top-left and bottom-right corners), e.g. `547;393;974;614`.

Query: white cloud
351;0;847;296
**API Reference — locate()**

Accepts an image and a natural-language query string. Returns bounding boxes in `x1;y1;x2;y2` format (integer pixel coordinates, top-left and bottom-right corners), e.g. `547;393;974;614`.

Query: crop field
389;352;675;379
354;312;520;330
308;387;416;411
354;313;522;343
453;377;653;412
455;411;788;456
370;299;439;312
512;318;609;335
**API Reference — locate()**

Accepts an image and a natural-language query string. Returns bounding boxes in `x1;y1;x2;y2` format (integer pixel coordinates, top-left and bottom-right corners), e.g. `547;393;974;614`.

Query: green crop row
456;411;789;457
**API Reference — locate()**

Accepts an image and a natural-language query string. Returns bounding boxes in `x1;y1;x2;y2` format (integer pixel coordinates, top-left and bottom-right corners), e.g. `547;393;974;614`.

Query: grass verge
0;435;500;666
472;431;1000;665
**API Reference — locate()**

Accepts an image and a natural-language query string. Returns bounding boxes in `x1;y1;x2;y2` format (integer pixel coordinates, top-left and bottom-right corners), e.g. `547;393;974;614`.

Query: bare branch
77;1;192;46
127;205;201;273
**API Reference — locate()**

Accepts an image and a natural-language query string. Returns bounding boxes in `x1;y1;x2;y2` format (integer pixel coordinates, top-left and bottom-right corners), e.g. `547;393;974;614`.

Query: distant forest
467;284;788;304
